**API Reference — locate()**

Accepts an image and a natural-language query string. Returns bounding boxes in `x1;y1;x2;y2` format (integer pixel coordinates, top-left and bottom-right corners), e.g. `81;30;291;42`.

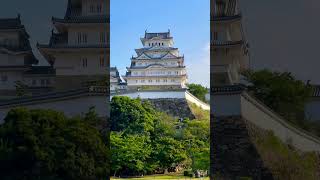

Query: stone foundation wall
144;98;195;120
211;116;274;179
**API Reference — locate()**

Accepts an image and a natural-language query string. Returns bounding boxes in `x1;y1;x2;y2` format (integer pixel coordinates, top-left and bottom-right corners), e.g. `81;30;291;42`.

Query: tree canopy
110;96;210;177
242;69;320;135
187;84;208;102
0;108;109;180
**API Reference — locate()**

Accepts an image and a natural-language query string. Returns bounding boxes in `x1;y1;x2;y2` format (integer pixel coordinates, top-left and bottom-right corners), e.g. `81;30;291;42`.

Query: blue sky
111;0;210;87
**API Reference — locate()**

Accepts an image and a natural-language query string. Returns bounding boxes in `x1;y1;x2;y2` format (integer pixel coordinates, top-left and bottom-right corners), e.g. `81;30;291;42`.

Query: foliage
252;129;320;180
15;81;29;97
111;96;154;134
0;108;109;180
110;96;210;177
242;69;318;132
187;84;208;102
111;132;153;176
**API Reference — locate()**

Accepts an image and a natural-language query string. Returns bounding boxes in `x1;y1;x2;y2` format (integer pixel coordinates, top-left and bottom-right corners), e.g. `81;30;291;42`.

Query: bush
183;170;193;177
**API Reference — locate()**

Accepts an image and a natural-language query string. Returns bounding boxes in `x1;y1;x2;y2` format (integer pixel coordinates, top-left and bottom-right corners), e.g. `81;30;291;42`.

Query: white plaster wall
0;96;107;123
0;53;25;66
82;0;107;16
305;99;320;121
54;53;107;75
0;31;19;47
212;94;242;116
0;71;24;90
68;26;107;46
126;77;183;86
185;91;210;110
111;91;186;100
241;92;320;152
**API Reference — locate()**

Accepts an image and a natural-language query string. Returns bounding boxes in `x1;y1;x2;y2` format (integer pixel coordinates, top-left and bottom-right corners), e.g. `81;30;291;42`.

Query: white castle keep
124;31;188;90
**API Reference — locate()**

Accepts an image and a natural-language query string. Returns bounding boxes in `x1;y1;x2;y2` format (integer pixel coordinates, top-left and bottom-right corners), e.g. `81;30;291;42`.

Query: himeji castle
37;0;109;90
124;31;188;90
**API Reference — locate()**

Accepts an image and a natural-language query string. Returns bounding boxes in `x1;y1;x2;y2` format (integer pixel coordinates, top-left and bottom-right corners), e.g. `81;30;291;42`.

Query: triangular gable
146;64;165;69
136;53;151;60
161;52;178;59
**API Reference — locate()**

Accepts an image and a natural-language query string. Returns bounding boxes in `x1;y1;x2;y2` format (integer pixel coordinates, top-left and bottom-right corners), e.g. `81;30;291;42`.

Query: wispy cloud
186;42;210;88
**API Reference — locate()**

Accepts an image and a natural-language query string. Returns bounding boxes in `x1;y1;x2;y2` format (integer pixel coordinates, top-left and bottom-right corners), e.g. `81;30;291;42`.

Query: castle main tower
211;0;249;86
124;31;188;90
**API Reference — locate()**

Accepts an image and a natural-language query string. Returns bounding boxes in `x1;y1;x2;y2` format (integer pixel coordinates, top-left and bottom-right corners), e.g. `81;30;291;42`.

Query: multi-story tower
211;0;249;86
0;15;55;98
38;0;109;90
125;31;187;90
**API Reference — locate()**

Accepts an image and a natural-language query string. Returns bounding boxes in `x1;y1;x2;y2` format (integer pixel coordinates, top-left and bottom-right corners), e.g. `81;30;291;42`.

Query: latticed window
77;32;88;44
82;58;88;67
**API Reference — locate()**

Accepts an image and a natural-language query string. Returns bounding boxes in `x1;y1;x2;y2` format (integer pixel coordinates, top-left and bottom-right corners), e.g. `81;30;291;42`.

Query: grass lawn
111;175;209;180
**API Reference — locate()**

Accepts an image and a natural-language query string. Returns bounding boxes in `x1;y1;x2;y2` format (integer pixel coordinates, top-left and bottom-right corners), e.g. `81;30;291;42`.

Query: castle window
149;43;150;46
82;58;88;67
141;80;145;83
77;33;88;44
97;4;102;13
168;71;171;75
162;43;164;46
171;79;175;82
163;79;167;83
156;79;160;83
148;80;152;83
175;71;179;75
136;80;138;83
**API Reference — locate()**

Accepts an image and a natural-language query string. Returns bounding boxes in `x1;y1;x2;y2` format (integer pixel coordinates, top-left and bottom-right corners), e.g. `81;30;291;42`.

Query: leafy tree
0;108;109;180
243;69;312;123
111;132;153;176
187;84;208;102
111;96;154;134
184;120;210;172
152;136;187;171
110;96;210;177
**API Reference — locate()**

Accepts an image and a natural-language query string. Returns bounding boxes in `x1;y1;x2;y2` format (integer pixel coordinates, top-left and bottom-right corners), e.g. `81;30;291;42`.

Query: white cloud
186;42;210;88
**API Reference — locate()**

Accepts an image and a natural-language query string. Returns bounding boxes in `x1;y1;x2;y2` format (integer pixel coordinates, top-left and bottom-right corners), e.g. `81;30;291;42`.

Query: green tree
187;84;208;102
111;96;154;134
0;108;109;180
111;132;153;176
152;136;187;171
183;119;210;172
243;69;312;124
